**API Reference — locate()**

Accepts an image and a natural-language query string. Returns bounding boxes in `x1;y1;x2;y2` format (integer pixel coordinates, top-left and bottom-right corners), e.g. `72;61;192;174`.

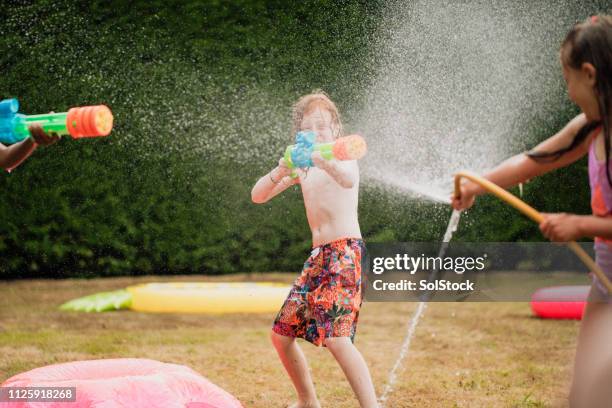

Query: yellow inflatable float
126;282;290;314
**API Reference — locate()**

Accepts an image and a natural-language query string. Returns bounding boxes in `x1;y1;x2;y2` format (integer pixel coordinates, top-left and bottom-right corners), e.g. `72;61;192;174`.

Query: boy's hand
28;124;60;146
275;157;292;178
539;213;582;242
311;151;330;170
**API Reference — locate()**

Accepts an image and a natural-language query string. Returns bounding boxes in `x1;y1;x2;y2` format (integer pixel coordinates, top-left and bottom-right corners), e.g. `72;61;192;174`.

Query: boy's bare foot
287;400;321;408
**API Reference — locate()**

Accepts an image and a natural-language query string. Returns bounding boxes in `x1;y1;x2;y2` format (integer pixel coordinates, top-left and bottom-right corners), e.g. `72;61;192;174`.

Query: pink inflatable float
0;358;243;408
530;285;589;320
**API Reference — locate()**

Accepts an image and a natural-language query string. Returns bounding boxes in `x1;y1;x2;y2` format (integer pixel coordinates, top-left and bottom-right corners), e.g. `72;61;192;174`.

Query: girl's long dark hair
527;15;612;186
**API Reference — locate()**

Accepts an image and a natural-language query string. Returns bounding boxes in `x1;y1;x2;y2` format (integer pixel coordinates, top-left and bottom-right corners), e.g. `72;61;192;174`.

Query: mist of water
3;1;606;230
354;0;598;203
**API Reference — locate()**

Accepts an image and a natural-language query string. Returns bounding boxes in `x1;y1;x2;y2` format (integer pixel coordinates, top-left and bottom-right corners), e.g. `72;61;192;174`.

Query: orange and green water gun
0;98;113;144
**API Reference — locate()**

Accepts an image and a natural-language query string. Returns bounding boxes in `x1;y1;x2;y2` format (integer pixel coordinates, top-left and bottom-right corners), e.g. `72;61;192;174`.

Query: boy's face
300;107;335;143
562;59;600;121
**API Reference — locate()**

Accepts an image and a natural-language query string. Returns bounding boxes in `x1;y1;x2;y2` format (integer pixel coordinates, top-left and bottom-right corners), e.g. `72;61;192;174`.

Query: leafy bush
0;0;592;278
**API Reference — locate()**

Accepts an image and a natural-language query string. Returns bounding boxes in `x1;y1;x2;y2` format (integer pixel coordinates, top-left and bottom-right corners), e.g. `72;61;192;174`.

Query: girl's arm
311;152;358;188
453;114;592;209
577;216;612;240
540;213;612;242
251;159;299;204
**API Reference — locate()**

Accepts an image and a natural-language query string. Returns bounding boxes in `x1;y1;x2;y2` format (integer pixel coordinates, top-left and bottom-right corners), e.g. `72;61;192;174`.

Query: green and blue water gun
283;130;367;176
0;98;113;144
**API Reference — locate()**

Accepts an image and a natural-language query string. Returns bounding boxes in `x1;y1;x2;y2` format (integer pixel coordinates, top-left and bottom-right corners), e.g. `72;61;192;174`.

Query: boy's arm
312;151;358;188
251;159;299;204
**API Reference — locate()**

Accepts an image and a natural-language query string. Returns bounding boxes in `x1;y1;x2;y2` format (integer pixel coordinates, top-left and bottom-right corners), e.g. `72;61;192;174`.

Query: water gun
283;131;367;173
0;98;113;144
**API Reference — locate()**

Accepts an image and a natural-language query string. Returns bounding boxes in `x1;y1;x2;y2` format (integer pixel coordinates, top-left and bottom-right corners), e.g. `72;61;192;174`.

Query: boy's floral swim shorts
272;238;364;347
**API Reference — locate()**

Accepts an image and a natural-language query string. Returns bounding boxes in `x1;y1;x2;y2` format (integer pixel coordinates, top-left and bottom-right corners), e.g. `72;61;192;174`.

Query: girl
252;92;378;408
452;16;612;407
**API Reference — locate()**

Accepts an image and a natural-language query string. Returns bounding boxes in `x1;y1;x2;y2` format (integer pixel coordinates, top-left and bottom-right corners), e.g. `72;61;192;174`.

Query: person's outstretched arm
453;114;592;210
0;125;59;171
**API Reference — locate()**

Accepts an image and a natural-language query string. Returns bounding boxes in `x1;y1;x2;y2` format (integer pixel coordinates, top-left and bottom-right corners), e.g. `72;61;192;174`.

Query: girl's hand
451;182;476;210
28;124;60;146
539;213;583;242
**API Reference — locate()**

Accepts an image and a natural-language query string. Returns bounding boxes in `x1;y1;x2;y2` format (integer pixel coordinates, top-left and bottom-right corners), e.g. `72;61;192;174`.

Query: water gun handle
0;99;114;145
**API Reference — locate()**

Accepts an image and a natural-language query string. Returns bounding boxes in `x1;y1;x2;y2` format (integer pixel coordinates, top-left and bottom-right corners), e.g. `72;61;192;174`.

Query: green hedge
0;0;594;278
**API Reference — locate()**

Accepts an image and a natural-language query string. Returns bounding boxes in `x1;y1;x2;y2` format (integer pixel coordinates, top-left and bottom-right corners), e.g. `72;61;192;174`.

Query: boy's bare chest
299;169;340;196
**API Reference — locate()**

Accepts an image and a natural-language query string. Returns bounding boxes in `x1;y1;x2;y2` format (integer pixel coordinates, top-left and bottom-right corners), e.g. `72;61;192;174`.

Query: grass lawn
0;274;582;407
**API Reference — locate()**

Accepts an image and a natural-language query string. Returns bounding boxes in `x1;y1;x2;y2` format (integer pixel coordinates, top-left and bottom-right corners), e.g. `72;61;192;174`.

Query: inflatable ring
0;358;243;408
530;285;589;320
127;282;290;314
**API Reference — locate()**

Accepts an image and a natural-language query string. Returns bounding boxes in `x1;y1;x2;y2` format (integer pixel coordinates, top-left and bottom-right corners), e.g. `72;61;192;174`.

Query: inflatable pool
127;282;290;314
0;358;243;408
530;285;589;320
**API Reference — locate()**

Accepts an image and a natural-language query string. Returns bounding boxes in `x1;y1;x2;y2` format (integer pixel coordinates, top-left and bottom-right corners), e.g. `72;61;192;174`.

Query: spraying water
379;209;462;406
362;2;593;401
353;0;600;202
363;2;607;402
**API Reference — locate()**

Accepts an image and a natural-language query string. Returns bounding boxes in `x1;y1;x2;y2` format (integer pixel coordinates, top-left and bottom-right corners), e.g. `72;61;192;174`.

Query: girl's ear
581;62;597;87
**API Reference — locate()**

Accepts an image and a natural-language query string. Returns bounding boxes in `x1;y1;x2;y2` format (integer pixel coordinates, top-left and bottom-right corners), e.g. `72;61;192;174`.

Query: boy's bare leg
325;337;379;408
270;331;321;408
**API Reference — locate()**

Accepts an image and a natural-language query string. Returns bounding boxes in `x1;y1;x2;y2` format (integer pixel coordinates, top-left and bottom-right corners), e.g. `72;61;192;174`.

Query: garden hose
454;170;612;294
